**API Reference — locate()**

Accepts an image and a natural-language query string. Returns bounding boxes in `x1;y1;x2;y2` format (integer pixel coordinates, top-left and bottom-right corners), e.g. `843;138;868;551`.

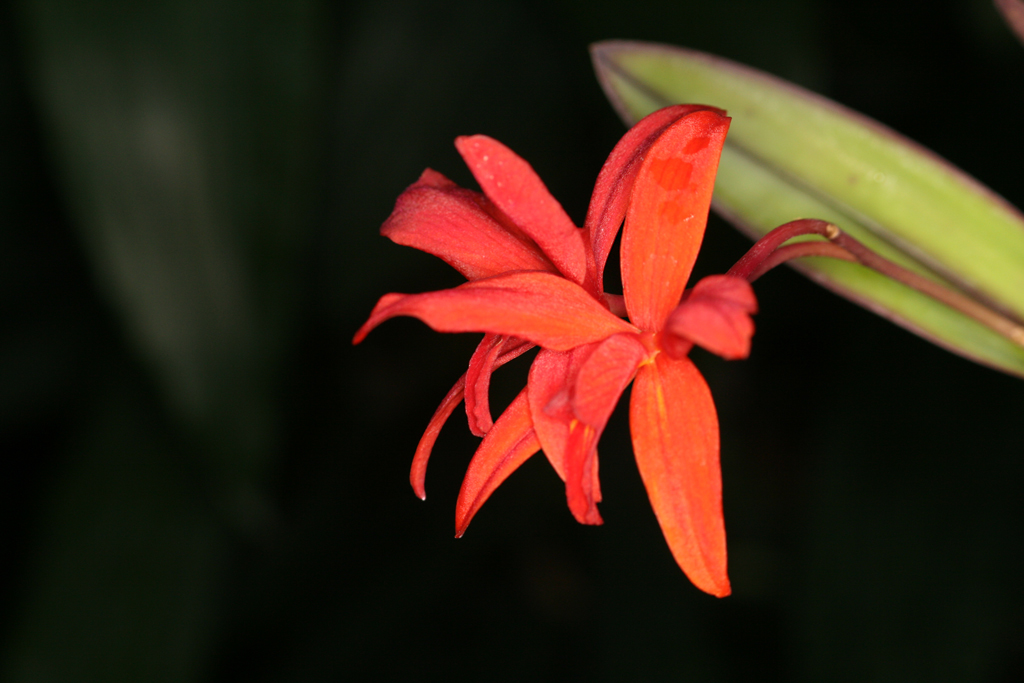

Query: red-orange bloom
354;105;756;597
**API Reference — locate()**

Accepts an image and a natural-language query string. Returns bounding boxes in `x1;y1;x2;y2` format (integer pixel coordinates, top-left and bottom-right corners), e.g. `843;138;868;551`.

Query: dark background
2;0;1023;680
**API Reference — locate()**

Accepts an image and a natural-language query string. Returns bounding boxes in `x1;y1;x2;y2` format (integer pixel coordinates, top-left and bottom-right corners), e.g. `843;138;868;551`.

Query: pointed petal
465;334;503;436
456;135;588;284
585;105;724;290
352;272;637;350
562;333;647;525
629;353;730;597
572;333;647;426
562;423;603;524
410;375;466;500
465;335;532;436
621;109;730;331
527;335;645;525
411;338;534;500
664;275;757;360
527;347;583;483
382;168;556;280
455;388;541;536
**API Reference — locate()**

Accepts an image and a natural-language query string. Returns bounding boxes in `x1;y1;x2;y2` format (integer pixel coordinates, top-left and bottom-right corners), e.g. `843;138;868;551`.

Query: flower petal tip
665;275;756;360
705;579;731;598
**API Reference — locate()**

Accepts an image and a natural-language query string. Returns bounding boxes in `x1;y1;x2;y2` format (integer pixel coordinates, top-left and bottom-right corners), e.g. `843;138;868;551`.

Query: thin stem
746;242;857;282
727;219;837;280
831;230;1024;347
731;219;1024;348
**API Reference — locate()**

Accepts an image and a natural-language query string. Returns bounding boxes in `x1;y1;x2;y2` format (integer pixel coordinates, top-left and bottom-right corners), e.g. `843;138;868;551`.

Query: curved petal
382;169;556;280
465;334;532;436
562;333;646;525
465;334;504;436
527;347;588;484
352;272;637;350
456;135;588;284
455;388;541;537
585;105;724;291
621;109;730;331
410;375;466;501
664;275;757;360
411;337;534;499
629;353;730;597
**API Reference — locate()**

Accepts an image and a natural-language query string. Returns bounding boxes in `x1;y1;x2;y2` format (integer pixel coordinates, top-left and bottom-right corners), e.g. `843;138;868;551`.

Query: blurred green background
2;0;1023;680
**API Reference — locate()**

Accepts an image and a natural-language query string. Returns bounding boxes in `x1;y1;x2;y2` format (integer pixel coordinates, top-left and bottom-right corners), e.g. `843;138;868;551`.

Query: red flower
354;106;755;597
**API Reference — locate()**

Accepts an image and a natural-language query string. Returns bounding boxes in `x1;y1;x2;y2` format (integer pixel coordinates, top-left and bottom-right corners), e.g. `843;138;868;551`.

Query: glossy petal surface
630;353;729;597
621;109;730;331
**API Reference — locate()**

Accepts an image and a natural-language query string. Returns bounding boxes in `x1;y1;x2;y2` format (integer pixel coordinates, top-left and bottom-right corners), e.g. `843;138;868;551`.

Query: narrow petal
456;135;589;284
585;105;725;291
465;335;532;436
563;424;603;525
382;169;556;280
455;388;541;537
411;338;534;499
629;353;730;597
465;334;503;436
410;375;466;501
561;333;647;525
664;275;757;360
572;333;647;426
621;109;730;331
352;271;637;350
527;347;588;484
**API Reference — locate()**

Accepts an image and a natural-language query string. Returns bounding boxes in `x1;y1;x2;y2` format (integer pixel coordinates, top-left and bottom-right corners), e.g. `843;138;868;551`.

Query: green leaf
592;41;1024;378
19;0;323;452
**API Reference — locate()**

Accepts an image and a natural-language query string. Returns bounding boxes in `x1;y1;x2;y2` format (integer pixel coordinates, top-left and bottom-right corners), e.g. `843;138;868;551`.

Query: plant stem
729;219;1024;348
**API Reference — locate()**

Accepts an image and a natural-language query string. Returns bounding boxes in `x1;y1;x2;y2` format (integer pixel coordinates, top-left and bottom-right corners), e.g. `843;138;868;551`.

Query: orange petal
456;135;588;284
664;275;757;360
410;375;466;501
563;334;647;524
382;168;557;280
527;347;587;484
455;388;541;537
465;334;503;436
465;335;532;436
411;337;534;500
621;109;730;331
585;105;725;292
629;353;730;597
352;271;637;350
